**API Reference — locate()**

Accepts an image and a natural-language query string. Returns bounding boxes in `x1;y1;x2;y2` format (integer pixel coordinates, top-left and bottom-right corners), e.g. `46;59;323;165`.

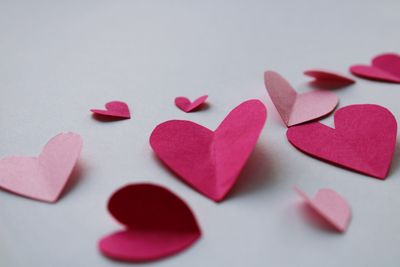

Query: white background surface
1;1;400;266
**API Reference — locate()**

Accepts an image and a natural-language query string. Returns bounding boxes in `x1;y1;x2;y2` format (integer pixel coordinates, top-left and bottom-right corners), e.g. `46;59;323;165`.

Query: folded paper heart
90;101;131;119
98;183;201;262
295;187;351;232
350;53;400;83
264;71;338;127
150;99;267;202
0;132;82;202
287;104;397;179
175;95;208;112
304;69;355;84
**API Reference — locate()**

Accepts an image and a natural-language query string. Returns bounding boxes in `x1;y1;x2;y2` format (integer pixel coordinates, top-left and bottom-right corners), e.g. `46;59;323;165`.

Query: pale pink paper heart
150;99;267;202
0;132;82;202
264;71;338;127
350;53;400;83
99;183;201;262
295;187;351;232
91;101;131;119
175;95;208;112
304;69;355;84
287;104;397;179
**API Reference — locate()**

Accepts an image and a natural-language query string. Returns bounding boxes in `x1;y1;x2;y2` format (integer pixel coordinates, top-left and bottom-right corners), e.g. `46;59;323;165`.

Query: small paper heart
175;95;208;112
91;101;131;119
350;53;400;83
295;187;351;232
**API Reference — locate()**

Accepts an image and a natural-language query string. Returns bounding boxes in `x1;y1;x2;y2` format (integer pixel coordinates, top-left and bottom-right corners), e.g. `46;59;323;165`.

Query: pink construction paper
98;183;201;262
150;99;267;202
264;71;338;127
175;95;208;112
294;187;351;232
287;104;397;179
350;53;400;83
91;101;131;119
304;69;355;84
0;132;82;202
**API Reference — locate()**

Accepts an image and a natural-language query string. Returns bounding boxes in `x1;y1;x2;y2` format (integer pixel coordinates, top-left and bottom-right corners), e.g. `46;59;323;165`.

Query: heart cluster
1;52;398;263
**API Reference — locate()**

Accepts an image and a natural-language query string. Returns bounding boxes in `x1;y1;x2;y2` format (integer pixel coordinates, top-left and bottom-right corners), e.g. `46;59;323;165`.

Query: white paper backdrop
1;1;399;266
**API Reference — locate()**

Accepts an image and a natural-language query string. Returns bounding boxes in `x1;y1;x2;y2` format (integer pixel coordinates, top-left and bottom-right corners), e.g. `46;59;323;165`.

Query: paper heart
295;187;351;232
175;95;208;112
350;53;400;83
287;104;397;179
99;183;201;262
91;101;131;119
304;69;355;84
264;71;338;126
0;132;82;202
150;99;267;202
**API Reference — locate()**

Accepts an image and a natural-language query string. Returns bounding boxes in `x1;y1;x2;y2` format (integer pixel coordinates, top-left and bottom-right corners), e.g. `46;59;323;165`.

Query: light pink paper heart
287;104;397;179
304;69;355;84
0;132;82;202
91;101;131;119
99;183;201;262
295;187;351;232
350;53;400;83
175;95;208;112
264;71;338;127
150;99;267;202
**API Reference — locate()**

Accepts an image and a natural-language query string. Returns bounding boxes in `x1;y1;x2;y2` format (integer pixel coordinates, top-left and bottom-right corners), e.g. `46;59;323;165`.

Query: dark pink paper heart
304;69;355;84
350;53;400;83
150;99;267;202
175;95;208;112
91;101;131;119
287;104;397;179
99;184;200;262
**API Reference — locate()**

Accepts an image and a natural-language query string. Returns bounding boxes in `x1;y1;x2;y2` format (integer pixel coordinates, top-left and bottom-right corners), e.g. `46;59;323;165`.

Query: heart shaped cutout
304;69;355;84
264;71;338;126
150;99;267;202
295;187;351;232
91;101;131;119
175;95;208;112
0;132;82;202
98;183;201;262
350;53;400;83
287;104;397;179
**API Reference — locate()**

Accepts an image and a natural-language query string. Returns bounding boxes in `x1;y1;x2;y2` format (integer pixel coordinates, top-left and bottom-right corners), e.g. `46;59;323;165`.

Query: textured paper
150;99;267;202
0;132;82;202
98;183;201;262
264;71;338;126
90;101;131;119
295;187;351;232
287;104;397;179
350;53;400;83
175;95;208;112
304;69;355;84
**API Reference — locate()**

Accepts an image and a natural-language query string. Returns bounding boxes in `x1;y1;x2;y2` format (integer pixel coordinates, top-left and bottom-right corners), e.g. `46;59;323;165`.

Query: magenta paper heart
150;99;267;202
99;183;201;262
304;69;355;84
264;71;338;127
175;95;208;112
0;132;82;202
295;187;351;232
350;53;400;83
287;104;397;179
91;101;131;119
